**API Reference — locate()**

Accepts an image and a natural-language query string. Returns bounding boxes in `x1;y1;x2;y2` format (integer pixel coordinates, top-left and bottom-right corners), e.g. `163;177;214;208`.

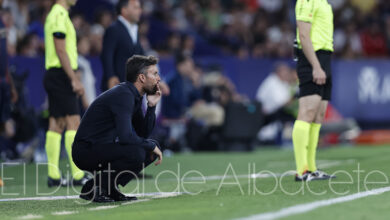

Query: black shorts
296;49;332;100
43;68;79;117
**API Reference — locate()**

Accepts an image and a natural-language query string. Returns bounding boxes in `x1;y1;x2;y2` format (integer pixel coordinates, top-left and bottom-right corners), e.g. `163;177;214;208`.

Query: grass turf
1;145;390;220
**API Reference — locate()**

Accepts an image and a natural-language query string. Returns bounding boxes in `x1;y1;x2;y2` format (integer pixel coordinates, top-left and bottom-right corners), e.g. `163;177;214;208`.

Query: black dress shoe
109;188;138;202
47;177;67;188
73;174;91;186
79;179;94;201
80;186;115;203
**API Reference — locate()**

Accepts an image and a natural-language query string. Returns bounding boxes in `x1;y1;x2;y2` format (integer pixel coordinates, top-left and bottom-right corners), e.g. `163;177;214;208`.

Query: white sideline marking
17;214;43;219
11;192;182;219
52;211;78;215
237;186;390;220
1;195;79;202
318;159;356;169
121;198;150;205
0;192;182;202
184;160;354;181
2;159;352;203
88;205;119;211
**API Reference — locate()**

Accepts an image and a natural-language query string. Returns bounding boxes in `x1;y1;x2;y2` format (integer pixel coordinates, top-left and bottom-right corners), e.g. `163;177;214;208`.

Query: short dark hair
175;52;192;66
116;0;130;15
126;55;158;83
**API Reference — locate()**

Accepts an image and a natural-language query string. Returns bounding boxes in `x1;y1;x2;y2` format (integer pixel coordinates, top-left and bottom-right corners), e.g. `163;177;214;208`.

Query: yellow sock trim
65;130;84;180
45;131;62;179
292;120;310;175
307;123;321;172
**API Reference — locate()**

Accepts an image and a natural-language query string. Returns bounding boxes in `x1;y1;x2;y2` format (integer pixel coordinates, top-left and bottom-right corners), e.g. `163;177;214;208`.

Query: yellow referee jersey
295;0;334;52
44;4;78;70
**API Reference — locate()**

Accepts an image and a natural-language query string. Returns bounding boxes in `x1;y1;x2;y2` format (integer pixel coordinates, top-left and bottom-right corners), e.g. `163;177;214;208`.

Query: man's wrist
147;102;156;107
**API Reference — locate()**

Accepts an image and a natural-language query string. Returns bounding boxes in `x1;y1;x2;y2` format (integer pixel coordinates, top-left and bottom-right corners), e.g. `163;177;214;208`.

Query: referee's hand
151;146;163;166
71;78;85;96
312;66;327;85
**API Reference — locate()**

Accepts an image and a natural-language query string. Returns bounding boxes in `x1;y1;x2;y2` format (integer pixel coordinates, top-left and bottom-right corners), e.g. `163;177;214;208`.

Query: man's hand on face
147;84;161;107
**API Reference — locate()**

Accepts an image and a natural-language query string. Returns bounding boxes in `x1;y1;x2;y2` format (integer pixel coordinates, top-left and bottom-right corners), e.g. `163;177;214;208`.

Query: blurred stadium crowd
2;0;390;59
0;0;384;161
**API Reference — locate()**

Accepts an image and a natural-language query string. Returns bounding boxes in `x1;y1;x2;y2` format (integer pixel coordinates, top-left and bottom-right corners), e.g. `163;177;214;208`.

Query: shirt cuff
146;105;156;113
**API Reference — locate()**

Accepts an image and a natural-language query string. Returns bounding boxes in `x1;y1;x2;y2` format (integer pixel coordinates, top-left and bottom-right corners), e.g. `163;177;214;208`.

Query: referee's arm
53;35;84;95
297;21;326;85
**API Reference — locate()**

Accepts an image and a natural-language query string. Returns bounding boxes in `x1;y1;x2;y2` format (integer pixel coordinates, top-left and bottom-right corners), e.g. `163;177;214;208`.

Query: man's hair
116;0;139;15
116;0;130;15
175;52;191;66
126;55;158;83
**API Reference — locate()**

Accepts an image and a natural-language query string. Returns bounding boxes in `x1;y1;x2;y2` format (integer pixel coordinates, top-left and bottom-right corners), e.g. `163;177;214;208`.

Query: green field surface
1;146;390;220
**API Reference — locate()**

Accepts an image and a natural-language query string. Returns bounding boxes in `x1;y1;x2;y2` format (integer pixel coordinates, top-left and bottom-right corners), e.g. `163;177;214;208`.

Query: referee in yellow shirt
43;0;87;187
292;0;336;181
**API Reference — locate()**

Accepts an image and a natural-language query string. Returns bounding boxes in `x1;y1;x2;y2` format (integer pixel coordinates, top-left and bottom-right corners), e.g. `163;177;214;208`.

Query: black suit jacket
100;20;144;91
75;82;156;151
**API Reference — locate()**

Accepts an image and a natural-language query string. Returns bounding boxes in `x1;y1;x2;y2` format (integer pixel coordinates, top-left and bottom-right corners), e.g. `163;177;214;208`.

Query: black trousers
72;141;157;188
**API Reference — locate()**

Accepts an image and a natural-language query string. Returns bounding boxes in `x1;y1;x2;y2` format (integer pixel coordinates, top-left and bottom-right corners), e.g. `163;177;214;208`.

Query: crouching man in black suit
72;55;163;203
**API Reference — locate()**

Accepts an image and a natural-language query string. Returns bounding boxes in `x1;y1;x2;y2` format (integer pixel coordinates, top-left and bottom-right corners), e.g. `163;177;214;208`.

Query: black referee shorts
296;49;332;100
43;68;79;118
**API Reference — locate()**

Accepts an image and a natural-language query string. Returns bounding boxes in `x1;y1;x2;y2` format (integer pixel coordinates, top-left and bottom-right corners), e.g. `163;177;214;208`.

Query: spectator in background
70;12;88;36
159;32;181;57
93;8;113;30
256;63;297;117
2;0;29;38
0;0;18;172
27;7;47;52
361;19;387;57
181;34;195;57
257;0;284;13
77;34;96;109
162;53;202;150
89;24;104;56
16;33;41;57
1;8;17;56
163;54;201;120
334;22;362;58
202;0;223;33
101;0;144;91
1;0;388;60
255;63;297;144
89;9;113;56
251;14;268;58
138;20;158;57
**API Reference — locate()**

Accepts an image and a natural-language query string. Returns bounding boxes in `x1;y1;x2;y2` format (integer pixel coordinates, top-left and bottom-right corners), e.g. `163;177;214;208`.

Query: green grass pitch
1;145;390;220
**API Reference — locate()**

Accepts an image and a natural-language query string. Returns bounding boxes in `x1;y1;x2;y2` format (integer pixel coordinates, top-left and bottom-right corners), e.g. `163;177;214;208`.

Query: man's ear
139;73;146;83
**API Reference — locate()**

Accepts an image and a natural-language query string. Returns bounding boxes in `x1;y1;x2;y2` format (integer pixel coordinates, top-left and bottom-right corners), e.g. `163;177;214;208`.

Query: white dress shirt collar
118;15;138;44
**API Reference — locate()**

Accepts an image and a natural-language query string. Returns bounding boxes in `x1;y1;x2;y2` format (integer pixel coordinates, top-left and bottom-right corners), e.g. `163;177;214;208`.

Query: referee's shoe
47;176;68;187
72;174;90;186
295;170;336;182
48;174;90;187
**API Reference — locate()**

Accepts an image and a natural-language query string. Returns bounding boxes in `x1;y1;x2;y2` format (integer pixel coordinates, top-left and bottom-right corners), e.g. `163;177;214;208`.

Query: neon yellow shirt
44;4;78;70
296;0;334;52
